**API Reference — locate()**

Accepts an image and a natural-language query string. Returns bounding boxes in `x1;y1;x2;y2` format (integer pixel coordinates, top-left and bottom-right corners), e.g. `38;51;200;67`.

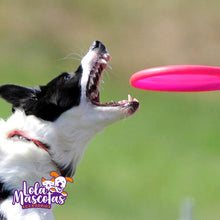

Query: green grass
1;0;220;219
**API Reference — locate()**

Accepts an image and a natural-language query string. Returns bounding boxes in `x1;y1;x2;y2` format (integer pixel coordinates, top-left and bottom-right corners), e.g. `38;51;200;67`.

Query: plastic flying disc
130;65;220;92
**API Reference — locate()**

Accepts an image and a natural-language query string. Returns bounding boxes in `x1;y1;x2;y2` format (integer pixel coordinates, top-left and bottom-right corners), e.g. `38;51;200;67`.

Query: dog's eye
64;75;71;81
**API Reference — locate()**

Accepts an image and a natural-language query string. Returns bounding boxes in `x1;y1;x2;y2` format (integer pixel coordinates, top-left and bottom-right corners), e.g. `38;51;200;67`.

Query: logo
12;171;73;209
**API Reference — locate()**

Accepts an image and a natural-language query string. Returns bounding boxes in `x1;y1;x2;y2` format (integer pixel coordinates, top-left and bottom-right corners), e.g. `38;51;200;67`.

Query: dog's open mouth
86;41;139;114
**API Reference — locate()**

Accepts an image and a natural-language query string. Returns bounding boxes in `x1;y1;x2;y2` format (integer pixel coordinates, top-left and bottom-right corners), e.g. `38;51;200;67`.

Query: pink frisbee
130;65;220;92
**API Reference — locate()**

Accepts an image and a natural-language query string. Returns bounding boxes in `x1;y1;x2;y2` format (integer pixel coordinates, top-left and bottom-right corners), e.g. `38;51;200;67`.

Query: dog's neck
7;130;72;177
0;110;102;192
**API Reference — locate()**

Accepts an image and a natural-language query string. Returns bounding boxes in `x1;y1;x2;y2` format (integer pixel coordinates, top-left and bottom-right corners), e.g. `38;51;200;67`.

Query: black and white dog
0;41;139;219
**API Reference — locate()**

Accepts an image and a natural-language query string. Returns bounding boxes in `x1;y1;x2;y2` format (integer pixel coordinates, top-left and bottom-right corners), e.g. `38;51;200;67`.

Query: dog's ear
0;84;37;107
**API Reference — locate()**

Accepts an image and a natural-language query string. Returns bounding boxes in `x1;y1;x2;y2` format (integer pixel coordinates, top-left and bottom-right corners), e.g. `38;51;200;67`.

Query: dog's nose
90;40;107;54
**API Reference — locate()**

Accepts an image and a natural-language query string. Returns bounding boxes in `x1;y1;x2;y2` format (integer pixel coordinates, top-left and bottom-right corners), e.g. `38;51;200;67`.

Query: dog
0;41;139;219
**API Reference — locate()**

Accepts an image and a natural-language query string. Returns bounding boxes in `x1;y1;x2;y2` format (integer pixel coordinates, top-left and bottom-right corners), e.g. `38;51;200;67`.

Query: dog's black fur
0;66;83;121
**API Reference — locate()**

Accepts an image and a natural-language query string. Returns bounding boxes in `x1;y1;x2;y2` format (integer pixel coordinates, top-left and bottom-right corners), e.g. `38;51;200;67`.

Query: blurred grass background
1;0;220;219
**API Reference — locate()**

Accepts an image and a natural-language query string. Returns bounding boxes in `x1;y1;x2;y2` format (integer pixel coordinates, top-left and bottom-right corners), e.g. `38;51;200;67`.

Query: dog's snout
90;40;107;54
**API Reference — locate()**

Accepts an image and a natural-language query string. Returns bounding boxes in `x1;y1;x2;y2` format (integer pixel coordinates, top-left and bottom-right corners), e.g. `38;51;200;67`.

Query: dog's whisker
107;64;112;70
57;52;83;62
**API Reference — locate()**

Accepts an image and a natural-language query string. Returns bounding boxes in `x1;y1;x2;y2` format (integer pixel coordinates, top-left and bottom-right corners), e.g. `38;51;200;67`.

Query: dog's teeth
90;78;94;85
103;53;111;62
128;94;133;101
91;89;99;99
100;59;107;68
94;74;99;81
118;100;128;105
91;92;96;99
101;59;107;65
107;65;112;70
